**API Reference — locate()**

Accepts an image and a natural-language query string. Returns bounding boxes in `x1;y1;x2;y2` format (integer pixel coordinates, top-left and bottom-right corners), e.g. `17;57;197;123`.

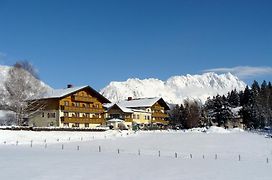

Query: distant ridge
100;72;247;104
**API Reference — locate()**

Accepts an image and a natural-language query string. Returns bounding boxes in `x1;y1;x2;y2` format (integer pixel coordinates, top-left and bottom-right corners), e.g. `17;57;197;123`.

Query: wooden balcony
61;106;104;113
152;106;164;111
125;118;133;122
152;112;168;118
61;116;105;124
72;95;96;102
106;117;133;123
152;119;169;125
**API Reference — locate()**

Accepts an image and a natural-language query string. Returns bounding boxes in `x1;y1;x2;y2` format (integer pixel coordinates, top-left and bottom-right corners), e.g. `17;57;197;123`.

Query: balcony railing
106;117;133;123
125;118;133;122
151;119;169;125
61;116;105;124
61;106;104;113
152;112;168;118
152;106;164;111
72;95;97;102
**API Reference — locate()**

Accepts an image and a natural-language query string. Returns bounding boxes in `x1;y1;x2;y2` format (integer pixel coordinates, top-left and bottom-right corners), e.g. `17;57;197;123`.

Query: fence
1;138;271;165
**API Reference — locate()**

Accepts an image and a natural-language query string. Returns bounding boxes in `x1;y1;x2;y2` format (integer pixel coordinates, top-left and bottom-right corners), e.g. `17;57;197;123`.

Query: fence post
190;154;193;159
267;158;269;163
238;154;241;161
118;149;120;154
81;137;83;141
30;140;33;148
158;150;161;157
215;154;218;160
99;146;101;152
138;149;141;156
202;155;205;159
175;152;178;158
62;144;64;150
16;141;18;146
45;143;47;149
77;145;80;151
44;139;47;143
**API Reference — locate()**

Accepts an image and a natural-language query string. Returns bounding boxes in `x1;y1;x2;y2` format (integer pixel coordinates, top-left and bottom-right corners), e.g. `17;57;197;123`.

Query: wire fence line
1;139;271;164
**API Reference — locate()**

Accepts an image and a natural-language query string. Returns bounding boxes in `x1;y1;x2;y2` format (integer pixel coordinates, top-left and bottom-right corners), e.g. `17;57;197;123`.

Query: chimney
67;84;73;88
128;97;133;101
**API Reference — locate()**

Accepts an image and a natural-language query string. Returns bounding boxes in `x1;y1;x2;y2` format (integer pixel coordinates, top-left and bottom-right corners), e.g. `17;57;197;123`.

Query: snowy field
0;127;272;180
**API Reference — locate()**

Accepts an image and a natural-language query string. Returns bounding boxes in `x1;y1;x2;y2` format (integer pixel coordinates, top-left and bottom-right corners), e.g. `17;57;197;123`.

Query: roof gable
40;85;111;103
118;97;170;110
107;104;133;113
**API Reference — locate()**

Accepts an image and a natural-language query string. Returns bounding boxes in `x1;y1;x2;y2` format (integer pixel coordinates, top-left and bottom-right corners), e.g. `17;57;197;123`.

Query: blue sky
0;0;271;89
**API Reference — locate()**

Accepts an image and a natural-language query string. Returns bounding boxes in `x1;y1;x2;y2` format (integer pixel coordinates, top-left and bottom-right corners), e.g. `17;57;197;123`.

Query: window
41;112;44;117
47;112;56;118
75;112;80;117
85;113;90;118
64;101;69;106
137;115;140;119
76;102;80;107
82;104;86;108
74;123;79;127
86;104;90;108
147;116;150;120
133;114;136;119
72;103;75;106
94;104;99;108
64;112;69;117
85;123;89;128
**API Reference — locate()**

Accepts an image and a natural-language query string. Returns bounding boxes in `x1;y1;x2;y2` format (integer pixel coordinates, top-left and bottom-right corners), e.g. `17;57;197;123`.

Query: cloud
203;66;272;79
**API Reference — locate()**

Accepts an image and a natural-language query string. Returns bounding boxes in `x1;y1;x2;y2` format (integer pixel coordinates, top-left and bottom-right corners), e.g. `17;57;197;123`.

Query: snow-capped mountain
100;73;247;104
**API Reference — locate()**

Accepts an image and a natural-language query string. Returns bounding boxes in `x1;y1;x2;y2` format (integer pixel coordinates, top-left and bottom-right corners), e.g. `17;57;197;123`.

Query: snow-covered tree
0;61;47;125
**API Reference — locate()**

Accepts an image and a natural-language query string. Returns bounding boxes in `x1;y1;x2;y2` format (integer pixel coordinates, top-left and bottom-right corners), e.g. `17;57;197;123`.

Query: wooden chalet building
105;97;170;129
28;85;110;128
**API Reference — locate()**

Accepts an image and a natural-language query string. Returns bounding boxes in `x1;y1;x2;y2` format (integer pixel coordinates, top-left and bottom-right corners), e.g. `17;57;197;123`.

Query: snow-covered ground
0;127;271;180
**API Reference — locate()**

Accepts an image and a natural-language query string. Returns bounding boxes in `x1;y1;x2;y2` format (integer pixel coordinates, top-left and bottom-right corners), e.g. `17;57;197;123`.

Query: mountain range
100;73;247;104
0;65;247;105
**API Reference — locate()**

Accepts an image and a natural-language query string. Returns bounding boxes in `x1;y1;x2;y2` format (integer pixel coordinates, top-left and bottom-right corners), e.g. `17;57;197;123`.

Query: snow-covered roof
117;97;169;110
105;103;134;113
116;104;134;113
42;86;88;99
37;85;110;103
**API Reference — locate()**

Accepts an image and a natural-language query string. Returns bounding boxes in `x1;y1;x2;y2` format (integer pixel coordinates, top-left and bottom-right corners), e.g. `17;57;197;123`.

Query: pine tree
183;100;201;128
228;89;240;107
168;104;186;128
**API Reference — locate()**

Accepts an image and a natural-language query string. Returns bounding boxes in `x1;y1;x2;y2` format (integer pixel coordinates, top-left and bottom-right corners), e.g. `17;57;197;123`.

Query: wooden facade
28;86;110;128
106;104;133;122
105;97;170;129
151;102;169;125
